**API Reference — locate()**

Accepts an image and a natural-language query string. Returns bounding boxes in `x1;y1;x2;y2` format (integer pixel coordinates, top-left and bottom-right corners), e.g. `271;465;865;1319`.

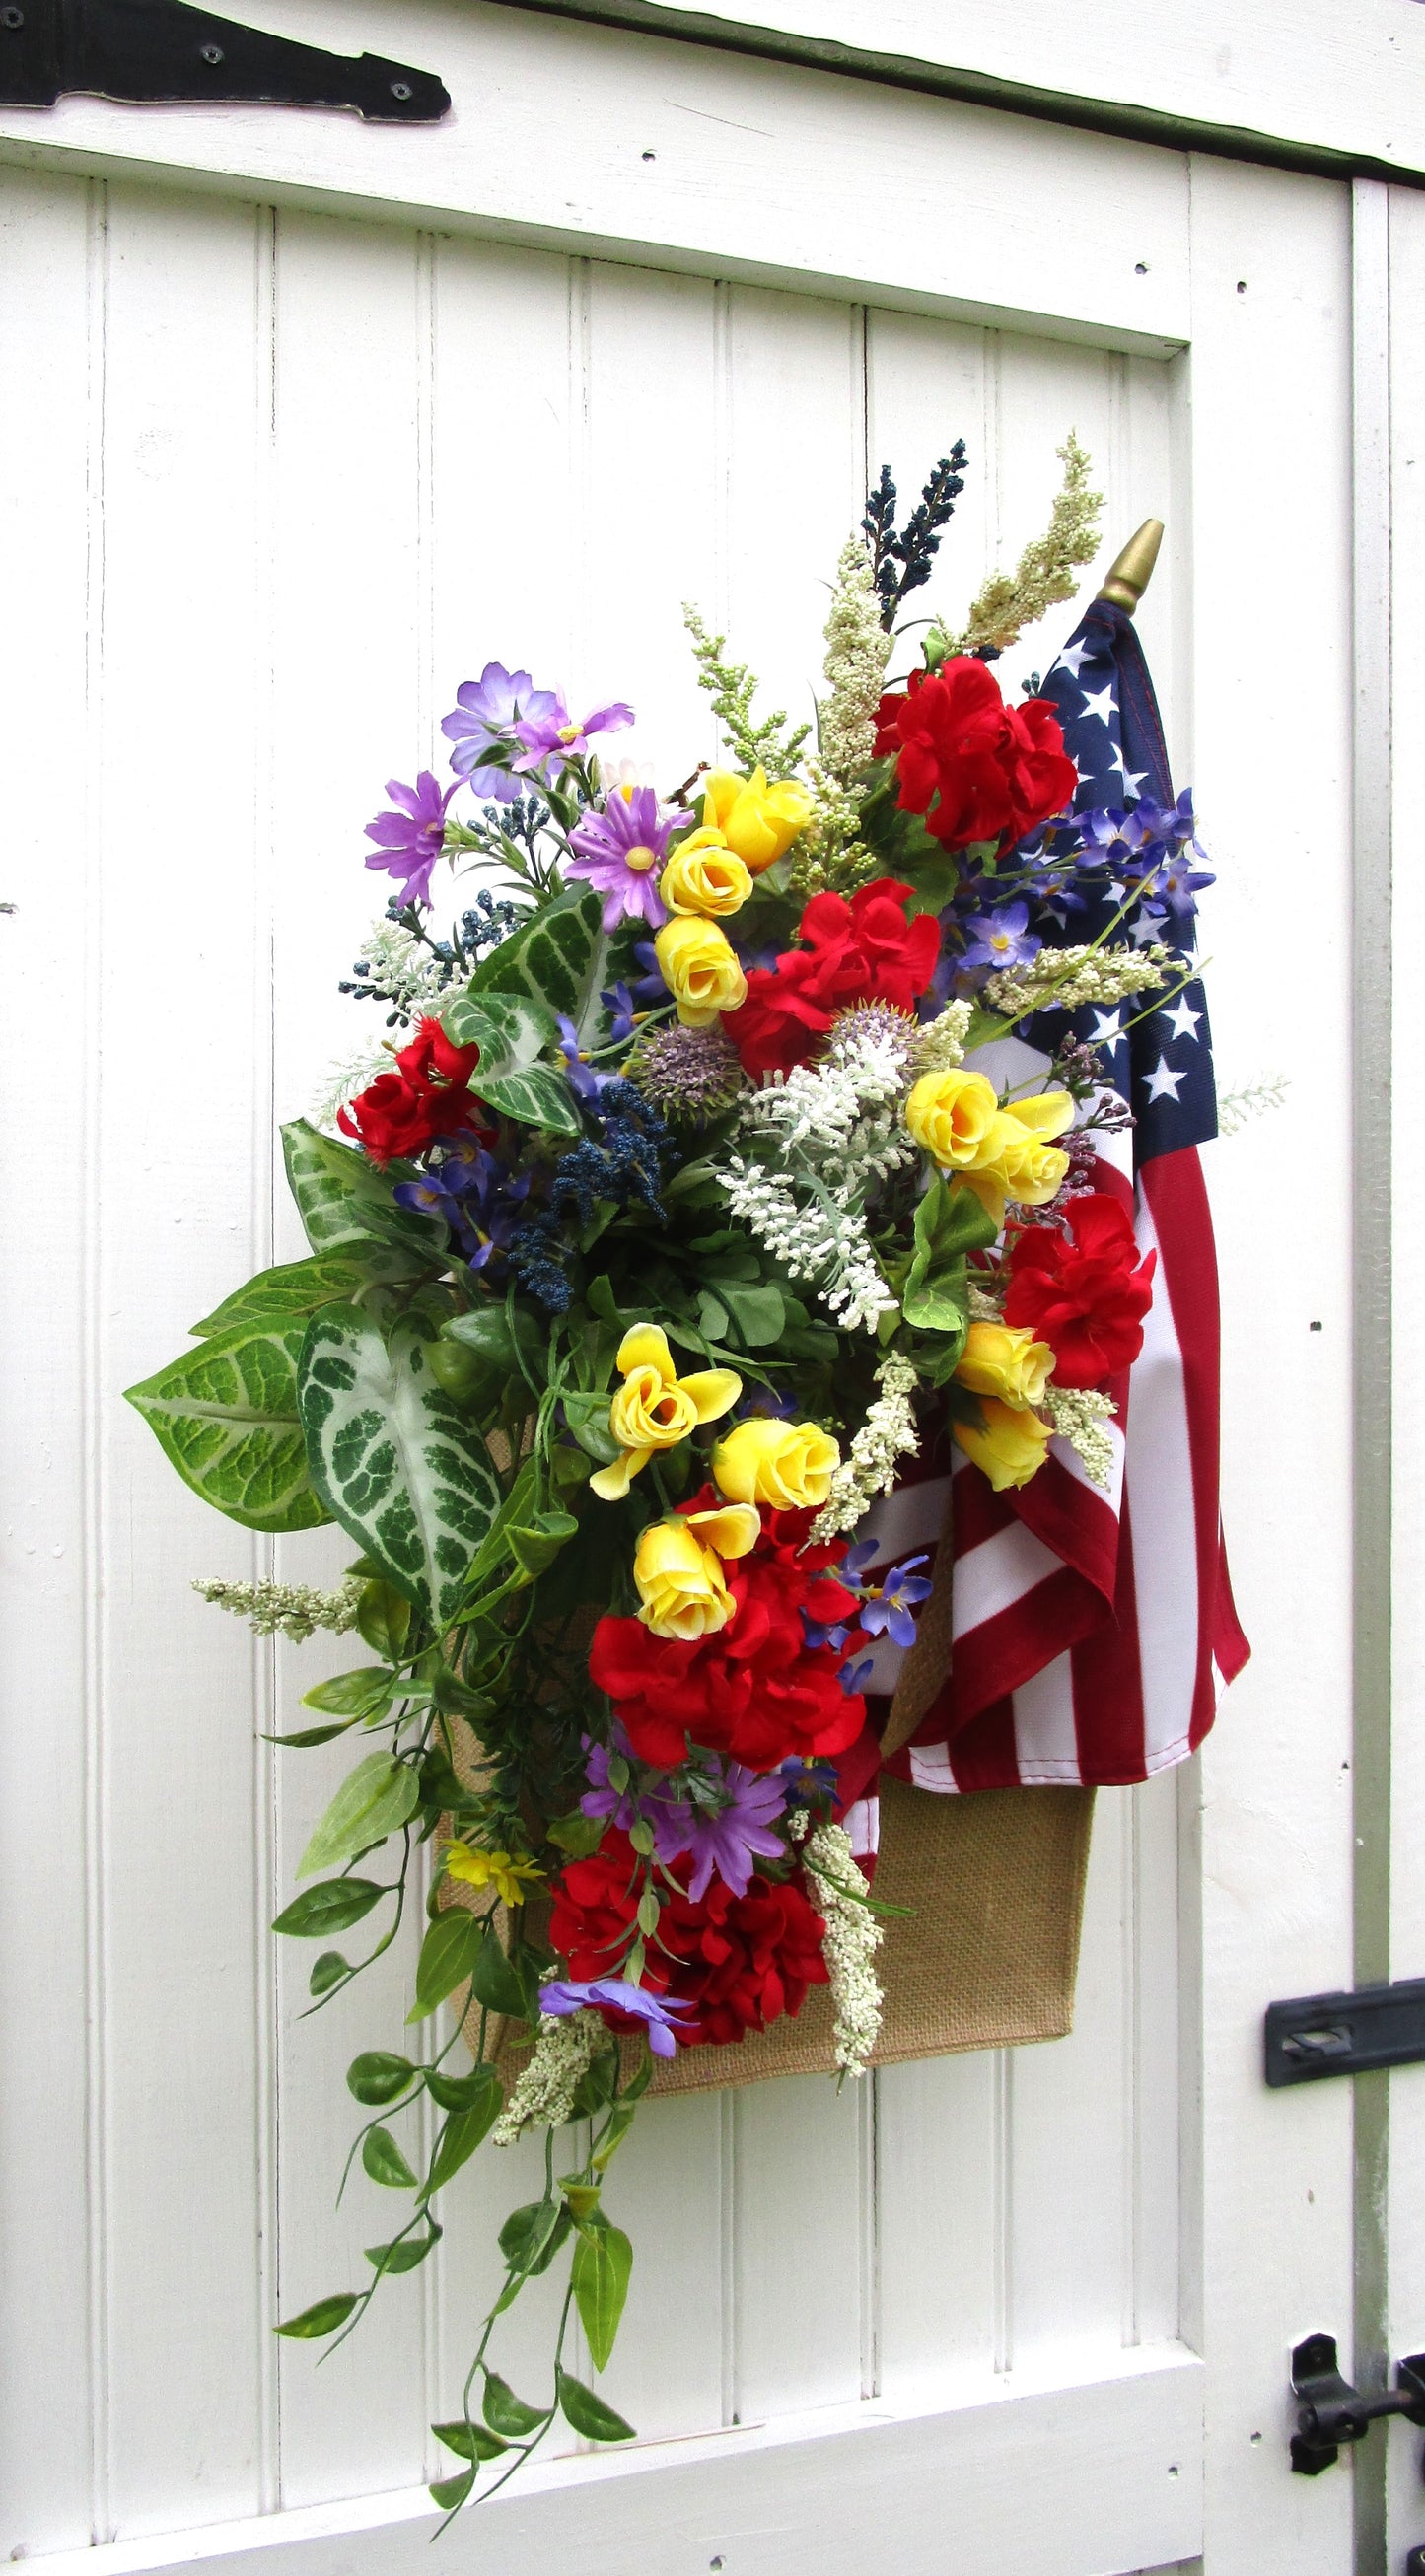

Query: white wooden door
0;10;1405;2571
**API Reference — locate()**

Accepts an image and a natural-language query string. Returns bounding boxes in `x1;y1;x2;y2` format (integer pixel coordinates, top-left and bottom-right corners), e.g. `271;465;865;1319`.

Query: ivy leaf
469;1924;529;2020
571;2218;633;2372
298;1311;502;1629
426;2064;501;2115
275;2292;358;2339
264;1719;360;1749
355;1582;411;1662
309;1951;349;1996
124;1321;328;1534
362;2126;419;2190
432;2418;508;2463
191;1247;426;1338
428;2468;475;2512
901;1178;998;1337
499;2199;571;2278
717;1280;786;1348
280;1119;446;1262
301;1666;396;1717
556;2367;636;2442
482;2372;549;2439
406;1910;481;2023
366;2223;441;2276
297;1753;420;1879
442;1301;548;1381
271;1877;386;1938
545;1809;606;1858
425;2081;502;2197
347;2051;417;2106
506;1509;580;1585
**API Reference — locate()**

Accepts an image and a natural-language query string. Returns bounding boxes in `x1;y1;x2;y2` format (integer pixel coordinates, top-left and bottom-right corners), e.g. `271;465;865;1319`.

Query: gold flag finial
1096;518;1164;615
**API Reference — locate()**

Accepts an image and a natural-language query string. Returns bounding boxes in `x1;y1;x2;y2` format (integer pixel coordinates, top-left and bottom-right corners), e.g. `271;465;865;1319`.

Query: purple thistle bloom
957;902;1042;977
363;772;456;907
650;1761;788;1903
538;1978;693;2059
566;786;690;931
512;695;636;780
441;663;560;802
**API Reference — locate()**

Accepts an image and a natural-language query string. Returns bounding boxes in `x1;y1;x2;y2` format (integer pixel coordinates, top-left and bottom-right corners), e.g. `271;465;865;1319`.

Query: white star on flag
1144;1056;1186;1103
1121;765;1151;798
1163;994;1202;1043
1051;637;1094;679
1089;1008;1124;1050
1079;682;1118;728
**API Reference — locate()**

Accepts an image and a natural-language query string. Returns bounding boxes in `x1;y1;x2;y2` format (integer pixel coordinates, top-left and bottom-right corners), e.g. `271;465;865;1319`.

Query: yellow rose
444;1845;544;1908
653;915;748;1026
591;1323;742;1500
952;1396;1052;1493
904;1068;1003;1171
954;1319;1054;1410
960;1092;1075;1225
659;827;753;919
633;1501;760;1639
713;1416;840;1510
701;766;814;873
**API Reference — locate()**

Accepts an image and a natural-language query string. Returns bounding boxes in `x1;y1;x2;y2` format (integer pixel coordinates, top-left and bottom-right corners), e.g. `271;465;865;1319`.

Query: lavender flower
441;662;559;801
393;1143;529;1270
602;981;639;1042
363;773;455;906
566;785;690;930
838;1655;876;1696
650;1761;788;1903
555;1014;609;1103
581;1729;650;1837
956;902;1042;977
778;1758;838;1811
855;1554;933;1651
538;1978;693;2059
512;695;635;779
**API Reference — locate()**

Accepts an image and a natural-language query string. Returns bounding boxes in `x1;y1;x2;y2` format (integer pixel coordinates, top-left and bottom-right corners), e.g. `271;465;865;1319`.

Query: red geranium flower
872;657;1078;853
724;877;942;1081
589;1500;867;1772
1003;1193;1157;1388
548;1827;829;2049
337;1016;489;1164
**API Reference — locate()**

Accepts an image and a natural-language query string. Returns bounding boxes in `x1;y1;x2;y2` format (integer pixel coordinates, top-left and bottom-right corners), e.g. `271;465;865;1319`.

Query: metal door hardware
1290;2334;1425;2473
1265;1976;1425;2085
0;0;449;117
1406;2550;1425;2574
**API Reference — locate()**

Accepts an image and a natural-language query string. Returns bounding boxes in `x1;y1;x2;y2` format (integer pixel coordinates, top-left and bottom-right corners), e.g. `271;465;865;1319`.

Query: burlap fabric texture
454;1483;1095;2090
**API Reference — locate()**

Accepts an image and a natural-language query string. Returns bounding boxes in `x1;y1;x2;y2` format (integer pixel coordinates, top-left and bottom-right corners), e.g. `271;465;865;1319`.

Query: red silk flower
548;1827;829;2048
1003;1193;1157;1388
723;877;942;1081
872;657;1078;853
589;1503;867;1772
337;1016;488;1165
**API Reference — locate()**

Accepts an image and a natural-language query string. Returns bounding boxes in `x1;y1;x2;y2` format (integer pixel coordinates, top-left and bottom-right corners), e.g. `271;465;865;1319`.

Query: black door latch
1265;1975;1425;2086
0;0;449;118
1290;2334;1425;2473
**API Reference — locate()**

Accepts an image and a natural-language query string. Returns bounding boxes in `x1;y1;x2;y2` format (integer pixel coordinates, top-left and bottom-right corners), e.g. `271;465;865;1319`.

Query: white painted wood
20;2346;1204;2576
0;2;1192;353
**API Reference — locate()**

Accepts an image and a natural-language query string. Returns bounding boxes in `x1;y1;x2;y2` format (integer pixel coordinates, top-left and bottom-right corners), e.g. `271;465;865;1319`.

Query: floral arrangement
127;436;1209;2521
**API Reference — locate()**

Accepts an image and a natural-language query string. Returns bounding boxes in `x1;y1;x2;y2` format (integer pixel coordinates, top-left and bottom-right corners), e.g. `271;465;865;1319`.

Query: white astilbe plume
803;1822;884;2080
810;1352;921;1541
492;2008;604;2145
1043;1383;1117;1492
985;942;1171;1021
908;1000;972;1073
192;1575;365;1643
793;540;895;895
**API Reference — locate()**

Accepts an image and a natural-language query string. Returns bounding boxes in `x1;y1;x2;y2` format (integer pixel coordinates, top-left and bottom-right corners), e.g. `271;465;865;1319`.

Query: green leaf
463;884;603;1025
276;2292;358;2339
571;2219;633;2372
280;1120;445;1262
124;1321;328;1534
366;2223;441;2275
476;1062;581;1137
432;2419;508;2463
556;2367;635;2442
272;1877;386;1938
425;2083;502;2196
901;1178;998;1336
717;1281;786;1348
428;2469;475;2512
356;1581;411;1661
347;2050;417;2106
363;2125;419;2190
406;1910;480;2023
309;1951;349;1996
442;1302;547;1380
469;1924;528;2020
301;1666;396;1717
439;990;555;1060
191;1248;424;1338
426;2064;501;2114
482;2372;550;2439
298;1311;503;1629
506;1509;580;1584
546;1809;606;1858
297;1752;420;1879
499;2199;571;2277
265;1720;361;1749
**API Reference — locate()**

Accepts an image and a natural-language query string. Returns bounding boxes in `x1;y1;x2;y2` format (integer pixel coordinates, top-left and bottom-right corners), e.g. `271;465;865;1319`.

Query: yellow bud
701;766;814;872
713;1416;840;1510
904;1068;1002;1171
653;915;748;1026
633;1517;737;1639
955;1319;1054;1410
952;1396;1052;1493
659;827;753;918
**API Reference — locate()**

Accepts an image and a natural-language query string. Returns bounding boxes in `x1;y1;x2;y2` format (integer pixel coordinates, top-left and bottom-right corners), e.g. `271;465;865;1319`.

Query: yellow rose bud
633;1517;737;1639
955;1319;1054;1411
659;827;753;919
713;1416;840;1510
954;1090;1075;1226
904;1068;1002;1171
653;915;748;1027
590;1324;742;1500
701;766;814;873
952;1396;1052;1493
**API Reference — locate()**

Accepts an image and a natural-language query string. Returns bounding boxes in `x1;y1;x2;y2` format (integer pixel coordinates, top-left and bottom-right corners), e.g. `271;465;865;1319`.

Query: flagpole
1096;518;1164;615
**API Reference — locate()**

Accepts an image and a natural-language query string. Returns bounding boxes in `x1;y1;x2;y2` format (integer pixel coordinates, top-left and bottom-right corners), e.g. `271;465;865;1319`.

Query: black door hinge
0;0;449;117
1265;1976;1425;2086
1290;2334;1425;2473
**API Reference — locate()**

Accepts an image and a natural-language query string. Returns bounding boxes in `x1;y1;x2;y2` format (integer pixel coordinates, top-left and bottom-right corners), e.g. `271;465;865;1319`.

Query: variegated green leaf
463;886;603;1025
297;1309;501;1624
440;992;557;1064
191;1248;424;1338
476;1063;581;1136
124;1322;329;1533
280;1121;447;1262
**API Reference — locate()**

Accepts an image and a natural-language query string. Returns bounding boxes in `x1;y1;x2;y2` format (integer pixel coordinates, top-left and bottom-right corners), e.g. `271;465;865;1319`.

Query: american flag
846;598;1248;1818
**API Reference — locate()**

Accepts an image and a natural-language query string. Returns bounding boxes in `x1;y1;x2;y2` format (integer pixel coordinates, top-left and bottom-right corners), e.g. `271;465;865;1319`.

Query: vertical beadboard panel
0;164;106;2559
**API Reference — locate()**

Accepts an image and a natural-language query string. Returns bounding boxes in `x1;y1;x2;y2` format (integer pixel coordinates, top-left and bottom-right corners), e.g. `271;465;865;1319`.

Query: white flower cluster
191;1575;365;1643
810;1352;921;1541
908;1000;972;1073
355;915;460;1020
985;942;1171;1020
1043;1383;1117;1492
491;2007;604;2146
803;1821;885;2080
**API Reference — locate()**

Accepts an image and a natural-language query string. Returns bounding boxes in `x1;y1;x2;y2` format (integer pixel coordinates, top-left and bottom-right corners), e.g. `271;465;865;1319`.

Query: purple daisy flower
441;663;560;802
538;1978;693;2059
957;902;1042;977
363;772;455;907
649;1761;788;1903
565;786;690;931
512;695;636;780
